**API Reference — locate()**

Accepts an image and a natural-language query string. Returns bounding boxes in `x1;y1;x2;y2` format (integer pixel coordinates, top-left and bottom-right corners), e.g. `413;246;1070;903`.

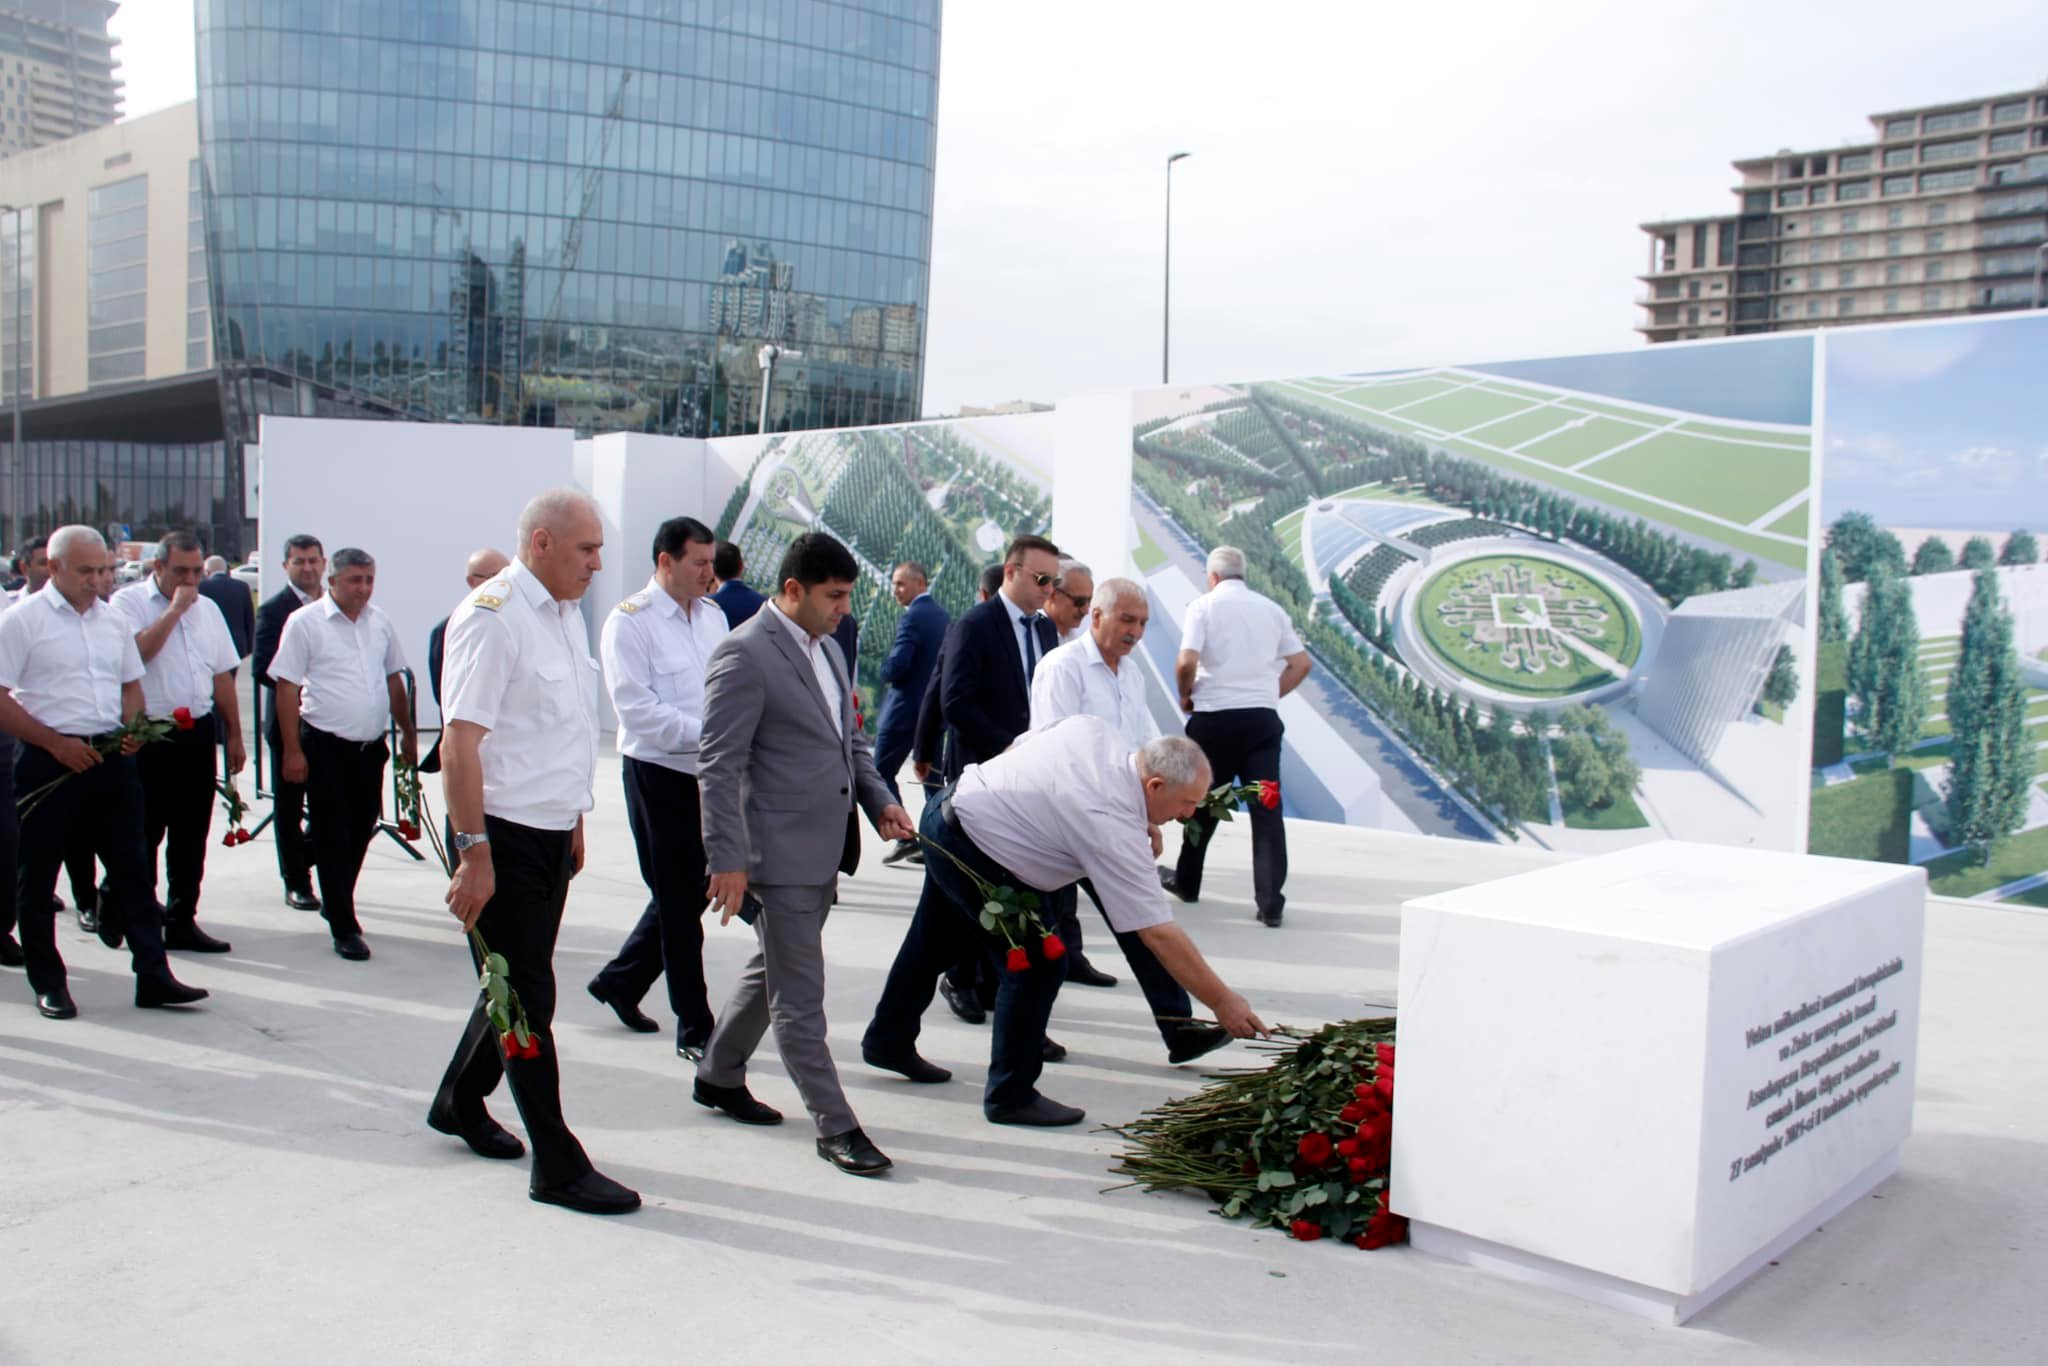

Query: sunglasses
1022;570;1055;587
1055;586;1091;610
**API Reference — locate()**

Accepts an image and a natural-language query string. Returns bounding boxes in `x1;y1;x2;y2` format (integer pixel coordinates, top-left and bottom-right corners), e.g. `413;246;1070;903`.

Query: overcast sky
110;0;2048;413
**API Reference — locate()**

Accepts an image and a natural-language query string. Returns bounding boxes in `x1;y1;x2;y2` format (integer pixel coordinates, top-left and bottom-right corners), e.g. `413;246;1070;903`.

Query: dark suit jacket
420;616;450;773
875;593;948;746
832;614;858;689
199;573;255;659
938;597;1058;779
711;579;767;628
912;638;948;771
254;586;311;745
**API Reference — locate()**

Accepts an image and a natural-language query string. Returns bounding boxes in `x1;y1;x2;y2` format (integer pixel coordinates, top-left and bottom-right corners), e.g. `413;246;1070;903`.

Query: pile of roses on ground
1108;1016;1406;1249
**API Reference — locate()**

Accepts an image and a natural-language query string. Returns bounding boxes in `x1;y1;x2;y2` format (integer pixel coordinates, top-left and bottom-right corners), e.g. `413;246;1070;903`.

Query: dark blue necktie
1022;616;1040;683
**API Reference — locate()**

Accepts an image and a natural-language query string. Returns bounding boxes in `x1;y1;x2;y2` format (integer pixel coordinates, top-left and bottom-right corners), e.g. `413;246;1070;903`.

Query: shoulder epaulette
615;590;651;616
471;583;507;612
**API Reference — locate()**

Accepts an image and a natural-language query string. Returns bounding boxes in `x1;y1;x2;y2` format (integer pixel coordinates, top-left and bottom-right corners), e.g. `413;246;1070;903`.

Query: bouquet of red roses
1178;778;1281;849
917;834;1065;971
1107;1016;1407;1250
217;775;253;845
15;711;185;819
394;756;538;1061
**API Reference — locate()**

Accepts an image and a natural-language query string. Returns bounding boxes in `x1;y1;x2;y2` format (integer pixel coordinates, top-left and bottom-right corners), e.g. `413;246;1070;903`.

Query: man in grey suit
696;531;914;1176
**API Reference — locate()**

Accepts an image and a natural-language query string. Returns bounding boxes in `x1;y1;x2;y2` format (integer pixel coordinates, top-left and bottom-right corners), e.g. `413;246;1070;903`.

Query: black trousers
12;741;168;996
1049;879;1193;1040
864;794;1067;1114
433;815;592;1186
873;717;915;805
0;739;14;938
138;714;219;925
1175;707;1288;917
300;724;387;939
589;759;714;1043
265;714;313;895
65;825;99;912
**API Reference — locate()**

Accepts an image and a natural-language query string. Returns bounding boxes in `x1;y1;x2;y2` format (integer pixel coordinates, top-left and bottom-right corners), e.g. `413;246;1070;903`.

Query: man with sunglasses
1045;559;1094;647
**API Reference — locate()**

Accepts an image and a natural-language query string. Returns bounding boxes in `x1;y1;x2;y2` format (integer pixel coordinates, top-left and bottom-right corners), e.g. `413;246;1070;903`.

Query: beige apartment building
0;1;121;158
1638;84;2048;342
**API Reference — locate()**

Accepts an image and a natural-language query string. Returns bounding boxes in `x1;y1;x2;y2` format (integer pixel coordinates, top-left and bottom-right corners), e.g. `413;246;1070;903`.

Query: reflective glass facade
4;439;235;549
194;0;939;455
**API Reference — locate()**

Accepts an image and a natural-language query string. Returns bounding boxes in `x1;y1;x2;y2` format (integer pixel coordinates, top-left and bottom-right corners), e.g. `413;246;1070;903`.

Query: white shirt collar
999;592;1032;631
290;583;314;605
767;599;820;649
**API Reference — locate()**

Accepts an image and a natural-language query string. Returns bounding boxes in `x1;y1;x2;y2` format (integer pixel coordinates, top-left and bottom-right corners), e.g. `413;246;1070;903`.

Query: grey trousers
697;880;858;1138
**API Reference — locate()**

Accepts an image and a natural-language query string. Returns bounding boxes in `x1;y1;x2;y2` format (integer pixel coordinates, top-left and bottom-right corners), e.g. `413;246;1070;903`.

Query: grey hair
203;555;228;574
1093;576;1145;612
329;547;375;575
156;530;204;560
1206;546;1247;580
1138;735;1210;790
47;525;106;560
518;488;600;544
1056;557;1092;584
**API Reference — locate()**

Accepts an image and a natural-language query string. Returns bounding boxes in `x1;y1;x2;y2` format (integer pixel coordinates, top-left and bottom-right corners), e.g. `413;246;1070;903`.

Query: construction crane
541;69;632;350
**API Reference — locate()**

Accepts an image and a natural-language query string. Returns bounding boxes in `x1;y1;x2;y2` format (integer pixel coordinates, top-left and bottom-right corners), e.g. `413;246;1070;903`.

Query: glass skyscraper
194;0;939;470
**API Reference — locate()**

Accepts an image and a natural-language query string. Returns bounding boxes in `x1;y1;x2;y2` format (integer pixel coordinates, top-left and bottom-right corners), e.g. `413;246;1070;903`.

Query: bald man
422;548;511;775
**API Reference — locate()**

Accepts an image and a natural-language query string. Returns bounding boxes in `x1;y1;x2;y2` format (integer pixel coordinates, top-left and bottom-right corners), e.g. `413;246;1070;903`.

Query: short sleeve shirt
268;597;406;742
0;586;146;733
113;578;241;719
1181;579;1304;712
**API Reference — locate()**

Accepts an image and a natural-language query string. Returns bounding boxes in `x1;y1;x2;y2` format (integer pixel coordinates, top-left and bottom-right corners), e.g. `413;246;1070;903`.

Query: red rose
1360;1211;1408;1249
238;829;254;844
1358;1120;1385;1145
1042;933;1066;961
520;1033;543;1060
1005;945;1030;972
1296;1132;1334;1166
1374;1073;1395;1103
1336;1137;1359;1158
1339;1102;1366;1124
1258;780;1280;810
221;832;237;847
500;1033;520;1059
1374;1042;1396;1067
1289;1219;1324;1242
1353;1082;1373;1100
1347;1157;1369;1182
172;707;195;731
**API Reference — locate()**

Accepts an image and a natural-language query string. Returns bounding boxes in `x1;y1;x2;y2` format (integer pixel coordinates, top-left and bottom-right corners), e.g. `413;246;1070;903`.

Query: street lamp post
3;203;21;556
756;342;801;437
1163;151;1190;384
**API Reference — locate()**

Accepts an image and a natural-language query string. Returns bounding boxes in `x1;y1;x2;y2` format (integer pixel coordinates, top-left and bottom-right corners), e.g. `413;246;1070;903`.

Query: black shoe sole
528;1188;641;1215
817;1152;893;1176
691;1093;783;1126
427;1107;526;1161
862;1053;953;1084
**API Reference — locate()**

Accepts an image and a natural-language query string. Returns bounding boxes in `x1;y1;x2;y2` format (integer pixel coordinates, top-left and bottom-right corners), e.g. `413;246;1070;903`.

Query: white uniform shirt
601;576;729;775
113;577;241;719
0;585;146;734
951;715;1173;935
268;595;406;742
1181;578;1305;712
441;560;598;831
1030;632;1159;750
767;600;843;736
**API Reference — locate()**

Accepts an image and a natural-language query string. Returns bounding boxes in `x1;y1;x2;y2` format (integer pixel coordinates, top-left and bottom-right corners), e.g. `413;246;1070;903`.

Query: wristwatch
452;831;490;853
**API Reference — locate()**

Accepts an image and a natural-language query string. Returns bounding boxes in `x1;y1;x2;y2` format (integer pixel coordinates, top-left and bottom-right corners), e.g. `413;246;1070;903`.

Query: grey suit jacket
699;604;895;885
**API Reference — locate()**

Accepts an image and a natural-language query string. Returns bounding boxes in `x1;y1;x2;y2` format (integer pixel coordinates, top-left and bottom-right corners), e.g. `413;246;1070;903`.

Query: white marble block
1391;841;1925;1324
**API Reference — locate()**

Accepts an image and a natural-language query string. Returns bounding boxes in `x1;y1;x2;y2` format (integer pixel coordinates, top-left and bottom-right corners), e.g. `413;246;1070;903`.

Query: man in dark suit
253;533;326;912
910;563;1004;798
709;541;767;628
197;556;255;665
874;562;948;858
421;548;510;775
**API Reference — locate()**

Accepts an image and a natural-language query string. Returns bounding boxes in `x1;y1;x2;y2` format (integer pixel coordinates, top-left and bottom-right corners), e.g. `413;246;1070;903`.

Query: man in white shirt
587;515;729;1061
1044;558;1093;647
270;547;416;961
0;525;208;1017
1165;546;1311;927
865;716;1269;1126
431;489;639;1217
112;531;246;956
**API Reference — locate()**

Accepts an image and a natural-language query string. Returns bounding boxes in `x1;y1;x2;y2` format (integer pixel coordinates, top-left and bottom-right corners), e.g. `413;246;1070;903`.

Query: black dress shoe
427;1097;526;1160
76;905;100;935
0;934;22;968
165;921;232;954
988;1095;1086;1127
816;1127;893;1176
1159;869;1198;903
588;978;661;1034
96;913;124;950
332;933;372;961
863;1048;953;1084
530;1169;640;1215
135;973;208;1008
284;889;321;912
692;1078;783;1125
1166;1021;1234;1065
675;1024;713;1062
1256;908;1283;928
1042;1037;1068;1063
939;977;986;1025
881;839;919;865
1065;958;1118;988
36;989;78;1019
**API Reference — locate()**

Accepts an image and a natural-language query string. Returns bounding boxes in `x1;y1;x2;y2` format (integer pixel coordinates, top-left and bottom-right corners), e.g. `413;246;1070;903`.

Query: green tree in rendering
1826;511;1908;584
1942;569;2034;863
1549;706;1641;813
1910;536;1956;576
1999;528;2039;566
1960;535;1997;571
1817;548;1849;645
1846;569;1927;759
1761;644;1800;711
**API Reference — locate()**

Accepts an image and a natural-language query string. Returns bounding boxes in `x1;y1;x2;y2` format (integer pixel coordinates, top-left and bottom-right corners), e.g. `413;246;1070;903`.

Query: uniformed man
269;547;416;961
0;526;208;1017
428;488;639;1216
586;515;729;1060
112;530;246;955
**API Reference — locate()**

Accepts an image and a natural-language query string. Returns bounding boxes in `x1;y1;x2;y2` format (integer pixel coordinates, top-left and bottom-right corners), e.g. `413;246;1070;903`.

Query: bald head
516;488;604;602
464;547;511;589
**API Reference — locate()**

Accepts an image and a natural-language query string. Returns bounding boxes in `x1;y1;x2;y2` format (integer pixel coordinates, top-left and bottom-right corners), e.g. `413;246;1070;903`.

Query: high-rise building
0;1;122;159
1638;84;2048;342
195;0;941;486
